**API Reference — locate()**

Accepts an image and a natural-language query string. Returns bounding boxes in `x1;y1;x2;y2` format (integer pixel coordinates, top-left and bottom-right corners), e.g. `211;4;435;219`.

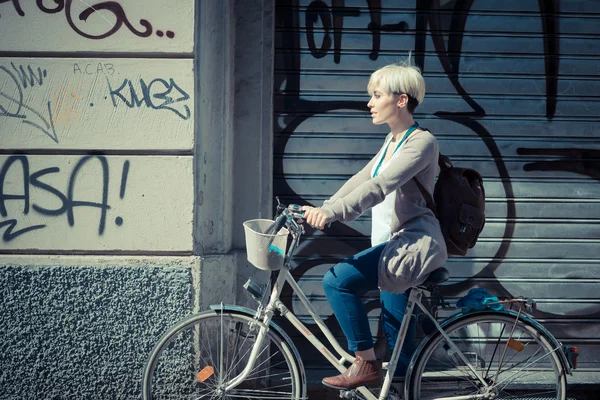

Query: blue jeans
322;243;417;375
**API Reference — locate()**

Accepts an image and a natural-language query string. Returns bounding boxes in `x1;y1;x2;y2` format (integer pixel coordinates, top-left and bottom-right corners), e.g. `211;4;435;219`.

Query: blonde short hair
367;57;425;113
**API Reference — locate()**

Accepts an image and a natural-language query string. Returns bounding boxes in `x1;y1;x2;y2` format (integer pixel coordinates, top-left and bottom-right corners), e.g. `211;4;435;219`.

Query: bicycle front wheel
143;310;304;399
408;312;567;400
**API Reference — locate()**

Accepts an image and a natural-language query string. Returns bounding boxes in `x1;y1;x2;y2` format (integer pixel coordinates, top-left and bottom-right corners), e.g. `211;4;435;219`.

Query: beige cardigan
321;130;448;293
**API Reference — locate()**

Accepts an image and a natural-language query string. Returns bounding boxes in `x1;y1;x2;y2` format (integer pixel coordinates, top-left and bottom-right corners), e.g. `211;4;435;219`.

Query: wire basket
243;219;289;270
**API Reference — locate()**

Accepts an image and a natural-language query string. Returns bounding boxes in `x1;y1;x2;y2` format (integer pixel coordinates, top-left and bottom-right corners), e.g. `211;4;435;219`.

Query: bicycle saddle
419;267;449;287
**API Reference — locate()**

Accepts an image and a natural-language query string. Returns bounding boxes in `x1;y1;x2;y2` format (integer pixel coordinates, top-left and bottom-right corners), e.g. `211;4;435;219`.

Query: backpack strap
414;152;450;216
438;152;453;169
414;177;437;215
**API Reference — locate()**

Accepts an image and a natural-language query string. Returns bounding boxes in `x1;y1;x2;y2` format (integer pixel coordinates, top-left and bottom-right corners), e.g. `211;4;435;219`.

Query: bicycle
142;201;579;400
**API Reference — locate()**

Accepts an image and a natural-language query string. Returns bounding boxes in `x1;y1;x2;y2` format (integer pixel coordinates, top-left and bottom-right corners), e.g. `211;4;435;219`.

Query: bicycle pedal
339;389;358;399
339;387;402;399
389;384;403;399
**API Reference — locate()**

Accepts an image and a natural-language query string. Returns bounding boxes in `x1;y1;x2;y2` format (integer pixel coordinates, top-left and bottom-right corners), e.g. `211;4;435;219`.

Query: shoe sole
321;379;382;391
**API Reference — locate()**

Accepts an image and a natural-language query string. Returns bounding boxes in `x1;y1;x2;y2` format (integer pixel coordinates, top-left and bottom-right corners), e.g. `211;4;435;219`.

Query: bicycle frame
228;213;485;400
226;261;500;400
224;207;573;400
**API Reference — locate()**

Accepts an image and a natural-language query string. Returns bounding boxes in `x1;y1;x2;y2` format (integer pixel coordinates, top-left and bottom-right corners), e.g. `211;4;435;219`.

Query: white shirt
370;136;401;246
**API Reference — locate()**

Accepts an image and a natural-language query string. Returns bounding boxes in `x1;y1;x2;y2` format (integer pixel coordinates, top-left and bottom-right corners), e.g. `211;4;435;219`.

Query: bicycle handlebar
270;213;288;234
262;203;305;241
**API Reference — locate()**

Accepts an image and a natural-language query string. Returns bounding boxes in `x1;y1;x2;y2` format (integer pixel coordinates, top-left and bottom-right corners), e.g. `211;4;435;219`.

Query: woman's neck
389;116;416;142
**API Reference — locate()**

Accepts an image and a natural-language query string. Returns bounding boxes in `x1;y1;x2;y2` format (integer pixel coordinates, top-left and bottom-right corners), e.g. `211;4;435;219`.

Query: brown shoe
322;356;383;389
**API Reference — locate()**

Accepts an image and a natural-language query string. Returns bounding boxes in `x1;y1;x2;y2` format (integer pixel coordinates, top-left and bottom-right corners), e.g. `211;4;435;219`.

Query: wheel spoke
494;346;562;392
222;323;255;381
409;313;566;400
143;311;301;399
223;332;270;382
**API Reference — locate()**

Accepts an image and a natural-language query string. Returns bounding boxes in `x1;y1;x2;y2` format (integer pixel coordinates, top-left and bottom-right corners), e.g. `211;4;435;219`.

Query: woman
302;59;448;389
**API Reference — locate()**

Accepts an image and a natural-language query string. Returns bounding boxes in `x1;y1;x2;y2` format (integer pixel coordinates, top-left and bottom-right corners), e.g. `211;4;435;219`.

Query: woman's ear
397;93;409;108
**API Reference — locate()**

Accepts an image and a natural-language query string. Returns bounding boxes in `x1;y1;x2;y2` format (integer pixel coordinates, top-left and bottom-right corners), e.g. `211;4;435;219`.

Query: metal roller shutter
274;0;600;381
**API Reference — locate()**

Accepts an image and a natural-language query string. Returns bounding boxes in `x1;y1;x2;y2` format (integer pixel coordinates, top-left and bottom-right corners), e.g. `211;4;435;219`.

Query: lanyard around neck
373;122;419;177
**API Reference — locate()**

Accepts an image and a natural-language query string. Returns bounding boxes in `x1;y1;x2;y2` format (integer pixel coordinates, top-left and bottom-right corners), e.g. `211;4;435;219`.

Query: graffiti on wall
0;58;194;251
301;0;559;118
0;58;194;149
107;77;191;120
0;62;58;143
0;0;194;52
0;0;176;40
275;0;600;345
0;154;193;251
0;155;129;241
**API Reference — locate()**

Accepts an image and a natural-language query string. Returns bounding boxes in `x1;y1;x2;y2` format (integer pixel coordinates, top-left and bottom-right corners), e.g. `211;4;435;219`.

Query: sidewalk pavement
305;370;600;399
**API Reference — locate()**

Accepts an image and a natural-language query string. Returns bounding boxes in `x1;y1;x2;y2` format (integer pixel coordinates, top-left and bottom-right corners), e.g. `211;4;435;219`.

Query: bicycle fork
222;271;287;392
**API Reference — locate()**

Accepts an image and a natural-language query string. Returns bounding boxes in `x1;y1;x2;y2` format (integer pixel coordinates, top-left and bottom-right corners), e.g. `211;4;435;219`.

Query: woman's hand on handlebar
301;206;331;230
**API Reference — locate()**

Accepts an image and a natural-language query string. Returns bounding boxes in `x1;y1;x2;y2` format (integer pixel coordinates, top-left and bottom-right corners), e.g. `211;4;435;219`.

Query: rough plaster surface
0;263;193;400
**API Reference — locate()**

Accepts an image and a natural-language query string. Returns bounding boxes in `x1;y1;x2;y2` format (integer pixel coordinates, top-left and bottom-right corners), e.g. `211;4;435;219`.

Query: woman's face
367;85;400;126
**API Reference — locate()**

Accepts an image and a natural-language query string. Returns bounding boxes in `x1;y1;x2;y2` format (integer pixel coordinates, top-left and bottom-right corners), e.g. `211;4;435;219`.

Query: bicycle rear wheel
407;312;566;400
143;310;304;399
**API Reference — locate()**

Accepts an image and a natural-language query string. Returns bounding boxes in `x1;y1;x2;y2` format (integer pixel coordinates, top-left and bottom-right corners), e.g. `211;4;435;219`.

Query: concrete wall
0;1;274;398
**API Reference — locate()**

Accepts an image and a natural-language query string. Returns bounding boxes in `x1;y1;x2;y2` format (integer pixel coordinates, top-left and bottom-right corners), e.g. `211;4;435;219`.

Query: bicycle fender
208;304;308;396
432;310;572;376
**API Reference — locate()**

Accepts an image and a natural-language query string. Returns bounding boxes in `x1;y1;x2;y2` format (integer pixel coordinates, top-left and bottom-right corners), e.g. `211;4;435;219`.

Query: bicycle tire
407;312;567;400
143;309;304;399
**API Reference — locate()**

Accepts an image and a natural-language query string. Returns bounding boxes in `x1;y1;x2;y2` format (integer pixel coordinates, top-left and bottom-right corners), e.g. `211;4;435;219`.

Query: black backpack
414;153;485;256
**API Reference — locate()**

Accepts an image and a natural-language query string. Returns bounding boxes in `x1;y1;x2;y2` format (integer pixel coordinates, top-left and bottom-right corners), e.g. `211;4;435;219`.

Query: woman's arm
304;141;384;230
320;133;437;222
